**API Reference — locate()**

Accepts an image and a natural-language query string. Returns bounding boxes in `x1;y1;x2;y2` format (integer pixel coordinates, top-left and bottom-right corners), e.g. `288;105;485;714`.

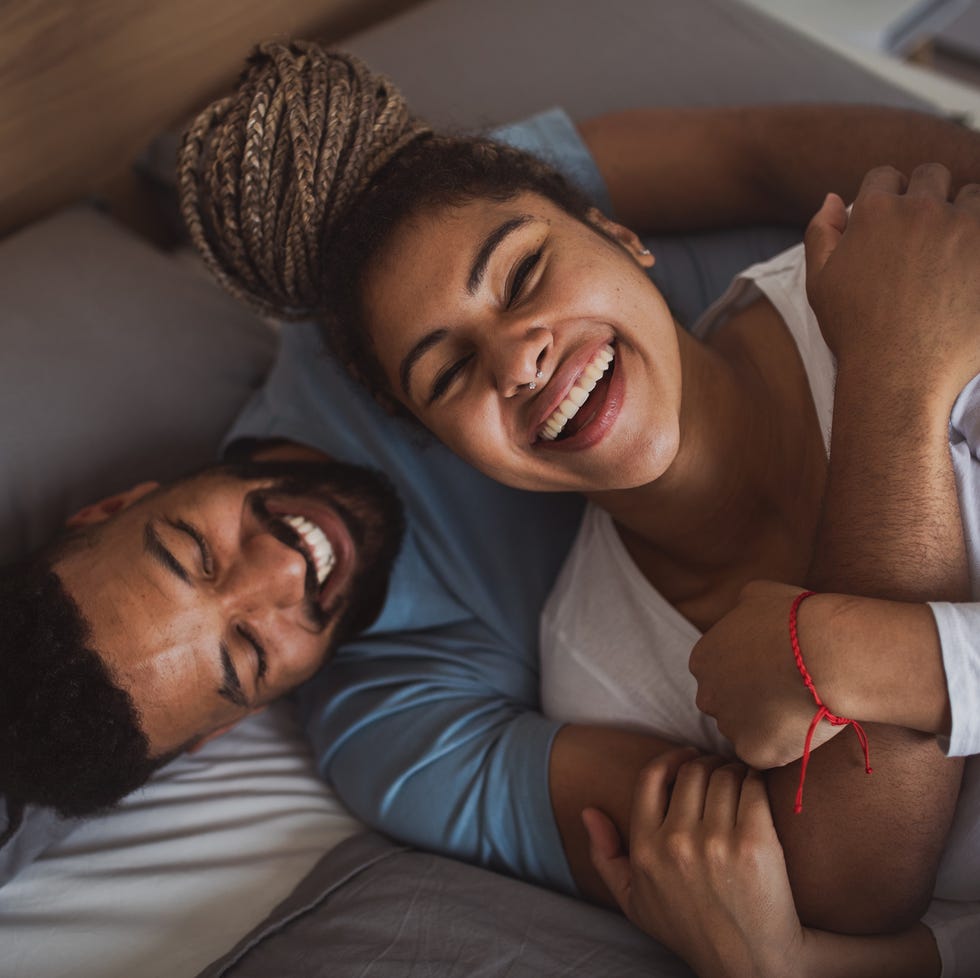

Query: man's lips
263;496;357;617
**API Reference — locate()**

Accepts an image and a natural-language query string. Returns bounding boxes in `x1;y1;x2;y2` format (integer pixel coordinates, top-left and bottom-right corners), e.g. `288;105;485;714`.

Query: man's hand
584;751;806;978
689;582;839;769
805;165;980;407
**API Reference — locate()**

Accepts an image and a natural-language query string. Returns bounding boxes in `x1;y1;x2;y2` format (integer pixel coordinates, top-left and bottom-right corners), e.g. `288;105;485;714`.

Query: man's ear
586;207;655;268
185;708;266;754
66;481;160;528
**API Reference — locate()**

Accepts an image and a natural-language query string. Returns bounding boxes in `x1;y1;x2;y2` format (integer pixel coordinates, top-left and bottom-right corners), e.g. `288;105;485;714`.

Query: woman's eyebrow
466;215;531;295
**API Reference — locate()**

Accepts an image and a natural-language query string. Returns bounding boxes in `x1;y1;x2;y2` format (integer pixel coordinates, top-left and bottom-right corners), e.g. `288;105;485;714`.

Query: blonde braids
178;41;429;319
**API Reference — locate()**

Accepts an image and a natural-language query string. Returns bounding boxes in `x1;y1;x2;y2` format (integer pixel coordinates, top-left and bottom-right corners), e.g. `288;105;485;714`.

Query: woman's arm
691;583;953;769
577;105;980;232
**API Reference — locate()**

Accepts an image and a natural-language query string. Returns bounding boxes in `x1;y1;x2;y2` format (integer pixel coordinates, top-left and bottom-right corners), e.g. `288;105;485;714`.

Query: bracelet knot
790;590;873;814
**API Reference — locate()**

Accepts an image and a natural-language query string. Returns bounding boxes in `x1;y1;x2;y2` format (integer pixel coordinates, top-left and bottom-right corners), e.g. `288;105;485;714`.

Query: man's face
55;457;402;757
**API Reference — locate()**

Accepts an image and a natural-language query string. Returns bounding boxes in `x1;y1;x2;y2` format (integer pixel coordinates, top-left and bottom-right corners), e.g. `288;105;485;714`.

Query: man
0;447;403;883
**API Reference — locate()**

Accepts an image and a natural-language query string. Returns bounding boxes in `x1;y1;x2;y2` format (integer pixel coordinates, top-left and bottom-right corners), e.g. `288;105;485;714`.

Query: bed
0;1;951;975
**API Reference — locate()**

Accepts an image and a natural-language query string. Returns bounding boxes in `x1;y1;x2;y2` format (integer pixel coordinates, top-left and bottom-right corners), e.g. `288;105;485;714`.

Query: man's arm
691;171;980;765
758;167;980;931
547;129;974;931
578;105;980;232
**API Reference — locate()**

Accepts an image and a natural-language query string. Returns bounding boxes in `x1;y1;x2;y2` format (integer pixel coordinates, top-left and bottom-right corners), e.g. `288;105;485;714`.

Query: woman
179;41;980;977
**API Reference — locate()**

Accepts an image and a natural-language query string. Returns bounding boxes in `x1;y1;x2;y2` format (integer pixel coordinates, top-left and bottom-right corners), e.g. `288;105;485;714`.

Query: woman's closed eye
507;250;542;308
426;249;542;405
428;352;475;405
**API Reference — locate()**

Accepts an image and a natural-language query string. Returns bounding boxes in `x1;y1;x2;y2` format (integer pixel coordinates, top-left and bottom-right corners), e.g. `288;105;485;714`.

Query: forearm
801;922;939;978
578;105;980;232
797;593;951;737
809;367;970;600
767;726;961;932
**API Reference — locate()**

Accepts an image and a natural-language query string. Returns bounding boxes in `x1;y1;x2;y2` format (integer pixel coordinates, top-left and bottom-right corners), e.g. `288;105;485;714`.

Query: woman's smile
534;342;615;442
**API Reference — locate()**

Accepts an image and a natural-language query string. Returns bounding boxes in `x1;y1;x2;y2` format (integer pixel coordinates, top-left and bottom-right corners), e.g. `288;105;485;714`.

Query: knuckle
704;832;730;869
662;830;697;870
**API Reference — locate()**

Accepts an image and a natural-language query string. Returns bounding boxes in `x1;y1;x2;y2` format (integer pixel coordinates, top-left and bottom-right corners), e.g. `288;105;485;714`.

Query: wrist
800;593;948;734
834;360;958;428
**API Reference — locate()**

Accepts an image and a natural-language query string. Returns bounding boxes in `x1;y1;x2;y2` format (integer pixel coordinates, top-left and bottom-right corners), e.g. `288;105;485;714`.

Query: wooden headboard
0;0;421;237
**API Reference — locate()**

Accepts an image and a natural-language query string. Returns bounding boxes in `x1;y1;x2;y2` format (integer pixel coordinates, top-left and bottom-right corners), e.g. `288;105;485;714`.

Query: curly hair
0;547;160;820
178;40;593;407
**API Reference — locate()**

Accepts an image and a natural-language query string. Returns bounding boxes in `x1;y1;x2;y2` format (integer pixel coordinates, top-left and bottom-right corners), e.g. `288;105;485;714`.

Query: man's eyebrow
466;215;531;295
218;641;249;709
143;521;191;586
399;216;532;398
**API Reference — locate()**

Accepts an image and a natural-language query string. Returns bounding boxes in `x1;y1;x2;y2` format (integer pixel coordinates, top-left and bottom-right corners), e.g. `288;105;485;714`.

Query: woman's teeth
539;344;614;441
282;514;336;586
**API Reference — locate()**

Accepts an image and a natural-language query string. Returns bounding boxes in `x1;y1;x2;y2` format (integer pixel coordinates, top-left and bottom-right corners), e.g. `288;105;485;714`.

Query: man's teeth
539;344;614;441
282;514;336;586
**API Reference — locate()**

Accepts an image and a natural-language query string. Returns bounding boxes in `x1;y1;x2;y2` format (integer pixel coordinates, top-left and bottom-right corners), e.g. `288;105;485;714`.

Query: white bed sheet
0;702;361;978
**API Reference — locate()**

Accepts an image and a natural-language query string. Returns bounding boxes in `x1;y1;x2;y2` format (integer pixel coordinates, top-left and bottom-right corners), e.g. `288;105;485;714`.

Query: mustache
218;457;405;638
249;496;330;629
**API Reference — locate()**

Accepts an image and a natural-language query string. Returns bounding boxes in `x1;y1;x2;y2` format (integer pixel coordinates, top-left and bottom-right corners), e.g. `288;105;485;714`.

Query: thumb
582;807;632;912
804;192;848;293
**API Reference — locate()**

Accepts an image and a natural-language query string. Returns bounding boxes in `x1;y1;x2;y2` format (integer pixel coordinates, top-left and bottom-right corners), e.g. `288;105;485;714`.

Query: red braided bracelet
790;590;872;814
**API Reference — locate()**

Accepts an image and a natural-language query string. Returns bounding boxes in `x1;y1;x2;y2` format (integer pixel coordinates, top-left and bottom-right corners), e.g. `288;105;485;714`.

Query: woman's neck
588;304;825;616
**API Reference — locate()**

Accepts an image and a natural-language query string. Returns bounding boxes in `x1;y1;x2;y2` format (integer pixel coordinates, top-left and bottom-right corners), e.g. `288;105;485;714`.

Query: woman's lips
538;344;615;441
536;348;623;452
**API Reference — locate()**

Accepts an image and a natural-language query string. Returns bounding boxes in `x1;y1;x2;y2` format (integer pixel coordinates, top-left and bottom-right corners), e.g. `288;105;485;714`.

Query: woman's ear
586;207;655;268
66;481;160;528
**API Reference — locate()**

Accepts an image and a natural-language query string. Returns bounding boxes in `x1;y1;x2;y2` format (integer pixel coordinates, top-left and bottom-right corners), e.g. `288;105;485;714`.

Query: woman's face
363;191;683;493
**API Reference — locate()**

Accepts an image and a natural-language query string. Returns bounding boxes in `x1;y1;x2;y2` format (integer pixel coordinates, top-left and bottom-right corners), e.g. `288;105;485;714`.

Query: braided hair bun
178;41;429;319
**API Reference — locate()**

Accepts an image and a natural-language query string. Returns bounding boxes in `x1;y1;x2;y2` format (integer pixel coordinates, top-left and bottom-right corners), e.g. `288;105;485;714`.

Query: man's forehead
236;438;333;465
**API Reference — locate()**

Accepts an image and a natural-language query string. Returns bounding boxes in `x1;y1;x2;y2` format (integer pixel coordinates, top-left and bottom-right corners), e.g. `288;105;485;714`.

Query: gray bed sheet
190;0;933;975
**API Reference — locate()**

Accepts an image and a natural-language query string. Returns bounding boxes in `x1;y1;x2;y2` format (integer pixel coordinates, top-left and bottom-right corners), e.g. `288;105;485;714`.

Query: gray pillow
0;205;275;564
199;832;695;978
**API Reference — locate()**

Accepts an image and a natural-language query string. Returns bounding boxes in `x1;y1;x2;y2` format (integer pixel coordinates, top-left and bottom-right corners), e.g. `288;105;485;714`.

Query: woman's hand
689;582;842;769
804;164;980;407
583;751;806;978
691;582;953;769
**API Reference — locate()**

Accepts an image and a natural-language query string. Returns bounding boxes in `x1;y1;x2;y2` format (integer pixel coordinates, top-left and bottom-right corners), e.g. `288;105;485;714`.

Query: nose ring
526;369;543;392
